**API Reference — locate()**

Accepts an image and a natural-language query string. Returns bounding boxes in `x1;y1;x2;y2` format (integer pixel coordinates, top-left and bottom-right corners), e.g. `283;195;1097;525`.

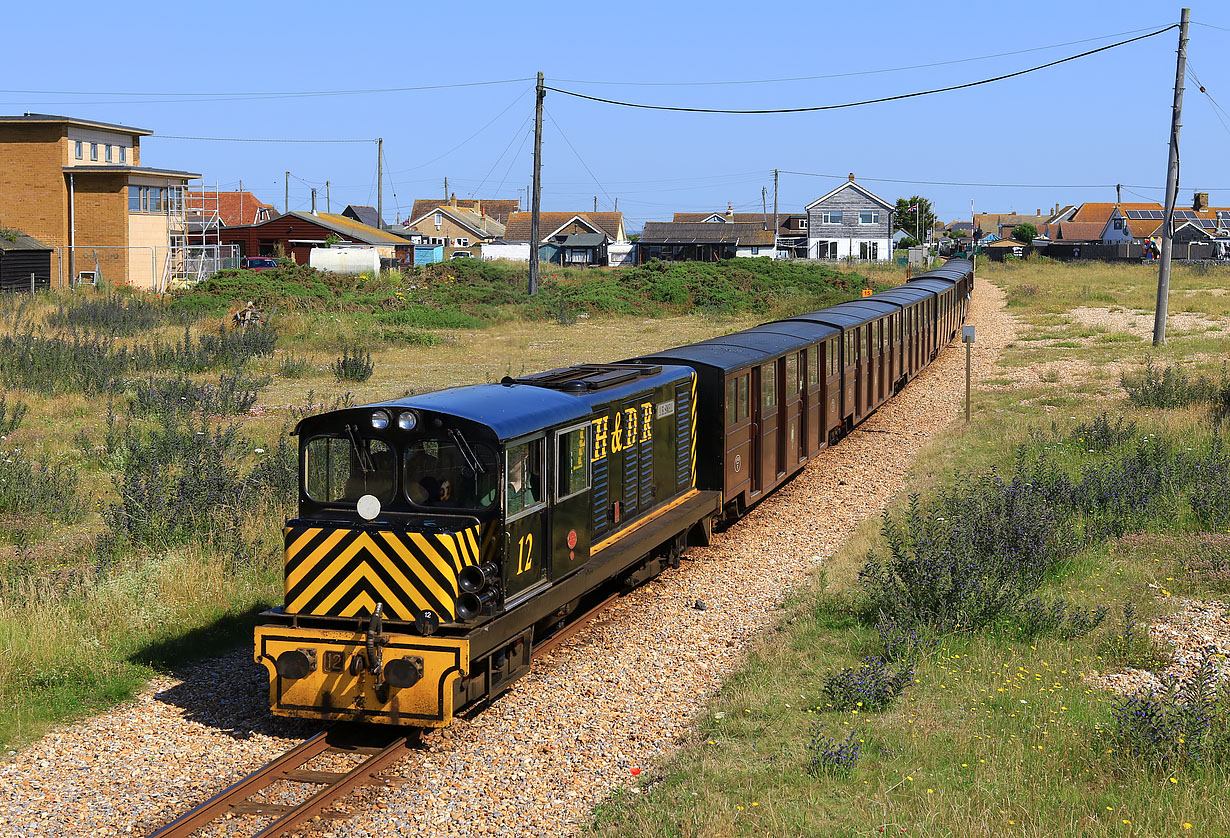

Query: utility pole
285;171;290;214
614;197;618;212
239;179;244;227
444;177;448;200
1116;183;1122;206
594;196;598;213
529;71;545;296
326;180;331;213
1154;8;1189;347
772;168;779;256
761;186;767;230
376;138;384;229
311;188;317;214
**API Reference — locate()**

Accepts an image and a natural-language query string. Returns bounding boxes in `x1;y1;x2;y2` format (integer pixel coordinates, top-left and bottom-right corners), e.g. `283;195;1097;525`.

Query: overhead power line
780;170;1230;191
156;134;373;143
544;26;1176;114
554;25;1172;87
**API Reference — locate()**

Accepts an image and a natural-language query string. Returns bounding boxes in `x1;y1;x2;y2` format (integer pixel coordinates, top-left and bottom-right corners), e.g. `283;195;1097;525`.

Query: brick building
0;113;199;289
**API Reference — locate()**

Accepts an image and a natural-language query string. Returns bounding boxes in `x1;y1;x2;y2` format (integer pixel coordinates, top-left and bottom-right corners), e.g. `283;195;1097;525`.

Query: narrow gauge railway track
146;590;623;838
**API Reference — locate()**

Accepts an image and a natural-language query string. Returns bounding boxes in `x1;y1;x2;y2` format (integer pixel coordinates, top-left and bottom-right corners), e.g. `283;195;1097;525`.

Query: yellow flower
1170;777;1178;783
1184;823;1192;829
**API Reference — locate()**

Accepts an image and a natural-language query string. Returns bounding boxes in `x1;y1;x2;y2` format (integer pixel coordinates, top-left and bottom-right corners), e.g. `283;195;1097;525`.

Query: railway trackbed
146;590;623;837
147;724;412;837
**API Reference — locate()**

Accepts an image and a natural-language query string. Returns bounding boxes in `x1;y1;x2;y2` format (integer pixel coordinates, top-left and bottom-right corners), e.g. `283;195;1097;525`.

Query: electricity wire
471;114;533;198
543;26;1176;114
554;25;1173;87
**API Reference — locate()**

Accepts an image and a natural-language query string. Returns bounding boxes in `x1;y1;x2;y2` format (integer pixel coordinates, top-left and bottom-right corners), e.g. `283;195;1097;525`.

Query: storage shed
0;230;52;292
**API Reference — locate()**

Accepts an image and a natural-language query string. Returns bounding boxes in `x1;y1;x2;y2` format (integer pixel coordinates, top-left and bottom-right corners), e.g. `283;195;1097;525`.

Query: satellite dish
357;494;381;521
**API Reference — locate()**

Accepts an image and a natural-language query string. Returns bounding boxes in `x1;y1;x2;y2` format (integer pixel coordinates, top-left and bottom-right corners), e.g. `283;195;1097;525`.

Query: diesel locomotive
254;258;973;727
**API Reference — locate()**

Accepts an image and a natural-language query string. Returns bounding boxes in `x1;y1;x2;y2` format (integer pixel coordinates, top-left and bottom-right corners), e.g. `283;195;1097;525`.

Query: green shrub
332;346;374;382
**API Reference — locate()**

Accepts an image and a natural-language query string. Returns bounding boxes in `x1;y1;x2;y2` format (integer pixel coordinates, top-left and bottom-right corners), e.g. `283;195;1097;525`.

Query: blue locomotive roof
305;365;692;443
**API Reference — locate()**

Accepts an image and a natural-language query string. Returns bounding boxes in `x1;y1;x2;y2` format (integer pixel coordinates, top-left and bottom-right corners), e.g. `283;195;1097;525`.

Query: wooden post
965;340;972;423
1153;8;1190;346
529;72;545;296
377;138;384;229
285;171;290;214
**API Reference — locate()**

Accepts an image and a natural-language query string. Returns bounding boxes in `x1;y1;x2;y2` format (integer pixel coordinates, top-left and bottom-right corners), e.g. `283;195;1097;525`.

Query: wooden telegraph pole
377;138;384;229
1153;8;1190;347
529;72;545;296
285;171;290;214
772;168;779;256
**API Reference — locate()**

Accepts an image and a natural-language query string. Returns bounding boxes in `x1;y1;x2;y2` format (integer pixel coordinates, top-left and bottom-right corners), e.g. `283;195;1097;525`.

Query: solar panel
1175;210;1197;220
1126;210;1143;219
1151;210;1164;219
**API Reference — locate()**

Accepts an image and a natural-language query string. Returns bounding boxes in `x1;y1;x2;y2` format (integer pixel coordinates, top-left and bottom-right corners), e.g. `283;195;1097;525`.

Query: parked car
241;257;280;271
449;251;472;260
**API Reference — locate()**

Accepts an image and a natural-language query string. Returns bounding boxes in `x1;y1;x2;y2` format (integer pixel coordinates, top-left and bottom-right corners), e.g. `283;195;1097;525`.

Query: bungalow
408;196;520;226
805;175;895;261
219;211;412;264
636;221;774;263
502;211;628;266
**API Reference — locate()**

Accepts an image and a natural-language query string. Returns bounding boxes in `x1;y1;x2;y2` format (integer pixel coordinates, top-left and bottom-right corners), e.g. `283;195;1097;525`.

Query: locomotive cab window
404;437;498;509
506;437;545;519
555;424;590;502
305;436;396;504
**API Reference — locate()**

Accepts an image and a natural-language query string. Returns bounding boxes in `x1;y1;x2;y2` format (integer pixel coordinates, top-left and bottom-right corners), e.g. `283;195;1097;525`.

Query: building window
429;236;446;246
454;237;469;247
821;210;842;224
799;218;807;229
129;186;140;213
751;246;760;255
75;141;83;160
105;145;113;163
434;212;443;228
859;241;880;260
1113;218;1123;230
90;143;98;161
119;146;126;163
859;210;880;224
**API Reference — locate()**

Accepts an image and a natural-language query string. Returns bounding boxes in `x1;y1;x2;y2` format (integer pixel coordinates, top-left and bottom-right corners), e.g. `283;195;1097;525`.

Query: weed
0;394;28;435
806;725;862;774
820;656;915;712
1071;412;1138;451
131;370;269;417
45;293;187;334
276;354;314;378
1099;601;1167;671
1110;654;1227;765
0;445;84;522
332;346;374;382
1121;358;1219;408
1013;596;1107;641
875;612;935;662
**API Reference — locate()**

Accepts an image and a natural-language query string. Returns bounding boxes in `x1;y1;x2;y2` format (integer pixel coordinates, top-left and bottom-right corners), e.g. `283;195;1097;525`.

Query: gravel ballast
0;276;1017;837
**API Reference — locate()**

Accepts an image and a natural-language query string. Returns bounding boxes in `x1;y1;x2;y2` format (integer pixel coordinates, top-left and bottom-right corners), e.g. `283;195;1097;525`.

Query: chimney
1194;191;1209;212
476;199;483;217
848;172;855;182
450;192;457;208
725;203;734;220
1036;209;1041;216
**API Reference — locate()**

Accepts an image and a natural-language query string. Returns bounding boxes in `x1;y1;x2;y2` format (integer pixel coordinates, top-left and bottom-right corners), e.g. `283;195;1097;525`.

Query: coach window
826;339;839;377
555;424;590;502
860;327;868;362
737;373;749;421
807;346;819;387
786;353;799;394
761;363;777;409
506;437;545;519
725;378;738;426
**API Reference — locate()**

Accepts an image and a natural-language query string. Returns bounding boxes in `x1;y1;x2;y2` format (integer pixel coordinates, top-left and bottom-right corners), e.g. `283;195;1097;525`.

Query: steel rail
145;726;409;838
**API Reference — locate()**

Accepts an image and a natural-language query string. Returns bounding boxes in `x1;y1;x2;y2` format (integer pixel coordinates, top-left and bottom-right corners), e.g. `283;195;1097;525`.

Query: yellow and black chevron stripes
689;373;698;488
283;522;497;623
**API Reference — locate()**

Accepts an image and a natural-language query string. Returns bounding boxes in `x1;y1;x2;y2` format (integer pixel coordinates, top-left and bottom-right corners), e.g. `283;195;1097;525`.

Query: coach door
823;338;841;443
550;423;591;579
841;329;857;425
804;345;821;457
504;435;548;601
724;372;752;502
753;361;780;493
784;352;804;468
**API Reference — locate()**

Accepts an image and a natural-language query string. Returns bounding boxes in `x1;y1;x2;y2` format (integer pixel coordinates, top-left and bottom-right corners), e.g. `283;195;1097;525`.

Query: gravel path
0;276;1016;838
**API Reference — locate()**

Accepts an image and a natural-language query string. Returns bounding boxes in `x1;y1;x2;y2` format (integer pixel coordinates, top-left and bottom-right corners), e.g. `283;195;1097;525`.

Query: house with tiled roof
502;211;628;266
186;190;275;227
671;207;807;258
402;196;507;258
408;196;520;226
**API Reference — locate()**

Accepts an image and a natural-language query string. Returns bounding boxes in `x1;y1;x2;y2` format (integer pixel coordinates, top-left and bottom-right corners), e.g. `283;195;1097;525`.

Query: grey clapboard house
805;174;894;261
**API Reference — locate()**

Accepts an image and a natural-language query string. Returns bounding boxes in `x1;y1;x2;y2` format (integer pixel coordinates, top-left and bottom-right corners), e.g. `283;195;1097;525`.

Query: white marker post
962;325;976;423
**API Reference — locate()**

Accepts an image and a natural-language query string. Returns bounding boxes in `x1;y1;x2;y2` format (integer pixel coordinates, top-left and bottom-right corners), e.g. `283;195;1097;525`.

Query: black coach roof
744;320;840;342
905;278;958;294
629;342;775;374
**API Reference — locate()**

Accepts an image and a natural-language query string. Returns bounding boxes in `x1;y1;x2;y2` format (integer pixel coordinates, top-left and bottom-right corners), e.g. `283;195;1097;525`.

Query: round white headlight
357;494;381;521
370;409;390;430
397;410;418;431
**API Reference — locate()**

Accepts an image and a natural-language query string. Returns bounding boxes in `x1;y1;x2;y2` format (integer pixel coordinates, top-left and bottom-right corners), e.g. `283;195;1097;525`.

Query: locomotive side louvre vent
503;363;663;392
674;380;693;492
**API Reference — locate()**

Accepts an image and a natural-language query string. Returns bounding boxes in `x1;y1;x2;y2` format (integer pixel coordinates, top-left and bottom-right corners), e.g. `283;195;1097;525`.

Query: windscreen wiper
345;423;375;474
448;427;485;475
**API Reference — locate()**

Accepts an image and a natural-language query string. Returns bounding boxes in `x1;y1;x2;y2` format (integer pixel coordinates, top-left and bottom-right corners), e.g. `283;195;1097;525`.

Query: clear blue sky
8;1;1228;230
